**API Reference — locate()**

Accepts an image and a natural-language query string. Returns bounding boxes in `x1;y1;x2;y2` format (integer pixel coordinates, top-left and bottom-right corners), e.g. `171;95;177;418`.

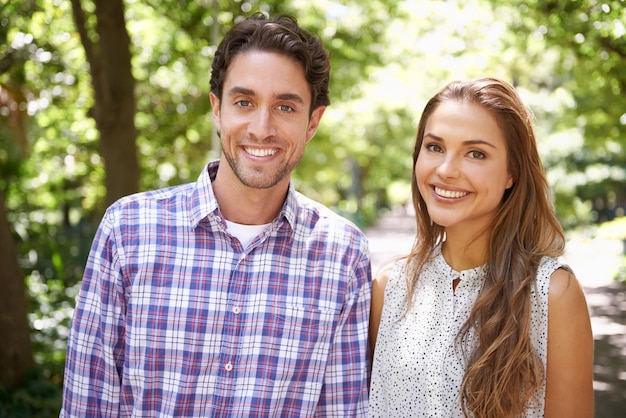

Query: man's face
210;50;325;190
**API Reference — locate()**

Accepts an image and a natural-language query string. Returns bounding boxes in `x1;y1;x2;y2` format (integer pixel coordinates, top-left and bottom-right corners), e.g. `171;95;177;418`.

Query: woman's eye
469;150;486;159
425;143;443;153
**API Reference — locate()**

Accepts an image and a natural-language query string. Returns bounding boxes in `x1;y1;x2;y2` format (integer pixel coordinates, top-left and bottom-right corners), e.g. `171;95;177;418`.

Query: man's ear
209;92;221;132
306;106;326;143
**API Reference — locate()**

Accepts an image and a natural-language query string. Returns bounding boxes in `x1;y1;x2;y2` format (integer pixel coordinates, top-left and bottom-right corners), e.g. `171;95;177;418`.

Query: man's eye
278;104;294;112
236;100;251;107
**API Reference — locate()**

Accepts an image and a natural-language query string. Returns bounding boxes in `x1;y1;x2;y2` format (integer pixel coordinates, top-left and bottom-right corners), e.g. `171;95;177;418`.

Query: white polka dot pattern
369;244;564;417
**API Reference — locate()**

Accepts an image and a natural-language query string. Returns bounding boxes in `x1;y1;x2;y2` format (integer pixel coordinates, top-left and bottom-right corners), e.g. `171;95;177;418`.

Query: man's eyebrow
424;132;497;149
226;87;305;104
226;86;254;97
276;93;305;104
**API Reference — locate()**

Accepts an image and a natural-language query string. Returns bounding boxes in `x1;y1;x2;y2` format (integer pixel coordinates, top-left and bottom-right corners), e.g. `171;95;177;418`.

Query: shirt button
225;362;233;372
233;306;241;314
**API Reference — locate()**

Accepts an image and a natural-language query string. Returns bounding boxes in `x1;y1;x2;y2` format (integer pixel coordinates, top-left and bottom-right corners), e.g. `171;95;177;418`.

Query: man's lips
243;146;278;157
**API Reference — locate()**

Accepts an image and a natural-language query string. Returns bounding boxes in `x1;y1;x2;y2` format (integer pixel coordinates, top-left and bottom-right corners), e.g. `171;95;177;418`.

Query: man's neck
211;164;289;225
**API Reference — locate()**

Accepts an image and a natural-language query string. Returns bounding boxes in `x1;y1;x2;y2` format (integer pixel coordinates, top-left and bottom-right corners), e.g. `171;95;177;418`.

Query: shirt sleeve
60;208;126;417
316;237;372;417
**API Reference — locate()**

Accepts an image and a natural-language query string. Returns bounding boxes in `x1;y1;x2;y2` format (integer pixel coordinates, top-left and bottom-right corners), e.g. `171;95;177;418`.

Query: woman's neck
441;228;490;271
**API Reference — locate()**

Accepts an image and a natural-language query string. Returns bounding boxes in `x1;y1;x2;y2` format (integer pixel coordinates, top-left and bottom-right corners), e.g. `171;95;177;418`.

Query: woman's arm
544;268;594;418
369;266;391;357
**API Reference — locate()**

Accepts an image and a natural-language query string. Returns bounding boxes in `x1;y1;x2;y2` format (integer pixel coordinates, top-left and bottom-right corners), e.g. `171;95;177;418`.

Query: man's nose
247;108;276;139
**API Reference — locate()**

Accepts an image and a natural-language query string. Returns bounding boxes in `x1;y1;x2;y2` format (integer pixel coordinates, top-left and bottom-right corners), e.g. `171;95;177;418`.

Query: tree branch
69;0;98;72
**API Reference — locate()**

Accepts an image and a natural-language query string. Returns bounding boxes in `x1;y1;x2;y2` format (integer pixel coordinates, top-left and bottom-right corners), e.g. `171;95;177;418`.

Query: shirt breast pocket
252;303;337;383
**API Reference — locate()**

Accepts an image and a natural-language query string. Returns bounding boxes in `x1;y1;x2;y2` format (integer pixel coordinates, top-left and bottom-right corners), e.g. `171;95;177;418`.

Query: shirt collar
188;159;298;231
187;160;220;228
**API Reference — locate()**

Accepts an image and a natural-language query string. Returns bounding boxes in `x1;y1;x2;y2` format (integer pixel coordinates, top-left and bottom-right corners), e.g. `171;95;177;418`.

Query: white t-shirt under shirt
225;219;271;249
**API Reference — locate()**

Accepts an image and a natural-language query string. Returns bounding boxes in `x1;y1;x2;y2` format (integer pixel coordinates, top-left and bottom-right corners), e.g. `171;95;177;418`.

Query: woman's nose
436;155;460;178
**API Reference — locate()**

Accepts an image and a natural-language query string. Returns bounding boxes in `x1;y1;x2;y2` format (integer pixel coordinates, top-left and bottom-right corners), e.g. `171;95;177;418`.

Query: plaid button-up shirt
61;160;371;417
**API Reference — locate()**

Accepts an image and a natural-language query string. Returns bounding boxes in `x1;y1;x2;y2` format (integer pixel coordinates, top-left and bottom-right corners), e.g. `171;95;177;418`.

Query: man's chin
237;172;285;190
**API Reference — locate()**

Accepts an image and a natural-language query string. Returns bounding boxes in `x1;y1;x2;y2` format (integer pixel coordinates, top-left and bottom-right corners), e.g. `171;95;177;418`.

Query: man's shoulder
107;182;195;216
293;191;365;236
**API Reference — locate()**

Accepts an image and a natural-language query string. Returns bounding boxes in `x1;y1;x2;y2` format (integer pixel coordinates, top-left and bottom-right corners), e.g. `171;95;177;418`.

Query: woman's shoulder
372;260;404;304
534;256;571;293
533;256;588;317
548;266;585;303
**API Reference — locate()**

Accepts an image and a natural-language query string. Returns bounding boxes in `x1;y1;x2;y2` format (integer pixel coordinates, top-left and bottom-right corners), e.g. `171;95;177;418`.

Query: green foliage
0;364;63;418
597;215;626;241
487;0;626;228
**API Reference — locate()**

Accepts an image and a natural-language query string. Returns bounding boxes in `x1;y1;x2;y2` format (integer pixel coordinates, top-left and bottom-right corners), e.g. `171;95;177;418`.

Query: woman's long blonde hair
405;78;565;417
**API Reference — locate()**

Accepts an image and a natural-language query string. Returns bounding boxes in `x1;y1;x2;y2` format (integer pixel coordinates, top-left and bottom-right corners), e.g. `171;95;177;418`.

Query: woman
369;77;593;417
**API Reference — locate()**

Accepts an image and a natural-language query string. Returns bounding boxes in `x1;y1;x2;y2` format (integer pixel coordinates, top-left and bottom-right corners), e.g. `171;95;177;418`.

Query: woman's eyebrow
424;133;497;149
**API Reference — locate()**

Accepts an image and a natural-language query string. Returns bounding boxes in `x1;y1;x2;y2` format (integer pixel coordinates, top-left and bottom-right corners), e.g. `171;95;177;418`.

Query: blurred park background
0;0;624;416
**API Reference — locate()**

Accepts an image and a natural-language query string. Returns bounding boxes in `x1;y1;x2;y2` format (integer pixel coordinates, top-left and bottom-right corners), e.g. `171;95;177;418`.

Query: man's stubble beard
221;140;302;190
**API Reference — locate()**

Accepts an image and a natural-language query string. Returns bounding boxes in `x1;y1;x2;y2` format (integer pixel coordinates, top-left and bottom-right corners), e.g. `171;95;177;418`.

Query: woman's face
415;100;513;236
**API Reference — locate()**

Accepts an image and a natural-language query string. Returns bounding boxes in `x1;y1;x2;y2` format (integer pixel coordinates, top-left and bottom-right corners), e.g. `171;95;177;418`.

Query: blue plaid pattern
61;160;371;417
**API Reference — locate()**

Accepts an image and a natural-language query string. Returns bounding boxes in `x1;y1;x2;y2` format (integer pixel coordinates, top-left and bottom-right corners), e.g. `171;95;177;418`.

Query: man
61;13;371;417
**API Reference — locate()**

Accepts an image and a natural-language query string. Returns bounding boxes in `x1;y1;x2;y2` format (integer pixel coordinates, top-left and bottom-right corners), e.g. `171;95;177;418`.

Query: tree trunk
71;0;139;207
0;185;33;390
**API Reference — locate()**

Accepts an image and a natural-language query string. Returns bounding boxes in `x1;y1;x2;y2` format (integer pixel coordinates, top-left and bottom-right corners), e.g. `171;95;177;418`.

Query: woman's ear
506;173;514;190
